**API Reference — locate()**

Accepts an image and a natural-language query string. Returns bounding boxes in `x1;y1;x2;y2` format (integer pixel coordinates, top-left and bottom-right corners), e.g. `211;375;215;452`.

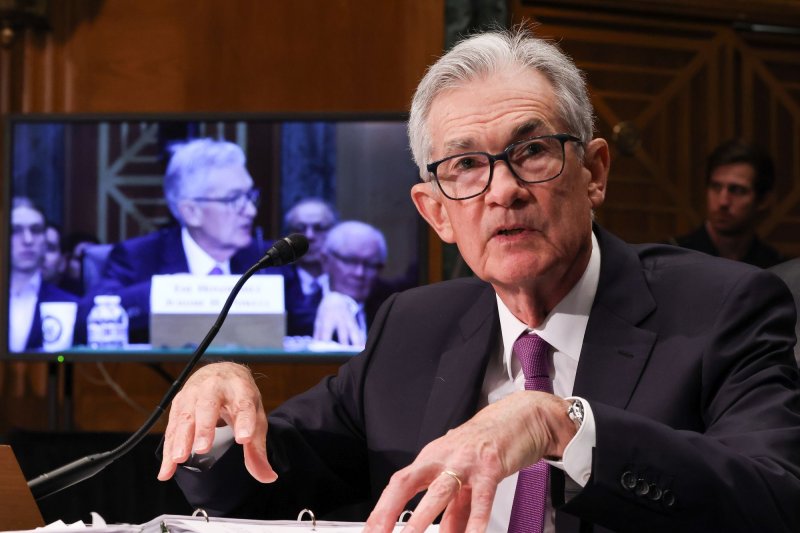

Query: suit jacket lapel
159;226;190;274
573;227;657;408
416;282;499;450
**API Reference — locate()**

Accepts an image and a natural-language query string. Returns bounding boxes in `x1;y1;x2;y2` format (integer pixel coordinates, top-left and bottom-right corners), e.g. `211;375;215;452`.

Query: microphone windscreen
276;233;310;264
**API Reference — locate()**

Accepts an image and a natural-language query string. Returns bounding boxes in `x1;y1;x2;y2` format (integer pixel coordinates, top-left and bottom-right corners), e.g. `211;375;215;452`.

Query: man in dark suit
8;198;79;353
7;198;79;397
282;198;338;336
312;220;390;347
158;29;800;532
95;138;266;342
672;139;784;267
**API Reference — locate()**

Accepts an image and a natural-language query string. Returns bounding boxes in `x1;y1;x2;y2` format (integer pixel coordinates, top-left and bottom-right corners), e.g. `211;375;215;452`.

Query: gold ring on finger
441;469;462;492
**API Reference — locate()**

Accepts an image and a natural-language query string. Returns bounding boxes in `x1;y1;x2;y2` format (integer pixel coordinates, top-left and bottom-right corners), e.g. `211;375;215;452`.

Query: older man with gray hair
312;220;388;347
160;29;800;532
96;138;264;342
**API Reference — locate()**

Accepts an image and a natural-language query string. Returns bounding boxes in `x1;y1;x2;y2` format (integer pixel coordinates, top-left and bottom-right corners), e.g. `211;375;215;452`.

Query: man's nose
484;161;527;205
242;197;258;217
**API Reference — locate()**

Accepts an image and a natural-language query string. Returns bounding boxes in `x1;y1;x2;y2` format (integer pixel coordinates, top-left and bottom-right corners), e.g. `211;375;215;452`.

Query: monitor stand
0;445;44;529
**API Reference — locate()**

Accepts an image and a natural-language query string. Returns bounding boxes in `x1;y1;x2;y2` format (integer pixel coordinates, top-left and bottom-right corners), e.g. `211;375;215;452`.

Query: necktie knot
208;265;224;275
513;333;552;392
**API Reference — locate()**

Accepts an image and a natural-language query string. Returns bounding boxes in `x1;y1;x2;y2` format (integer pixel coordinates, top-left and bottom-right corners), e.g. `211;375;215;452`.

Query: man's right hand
157;361;277;483
313;291;366;347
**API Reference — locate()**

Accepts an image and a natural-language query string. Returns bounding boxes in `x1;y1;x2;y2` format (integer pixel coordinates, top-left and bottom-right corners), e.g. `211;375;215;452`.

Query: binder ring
191;508;209;522
297;508;317;528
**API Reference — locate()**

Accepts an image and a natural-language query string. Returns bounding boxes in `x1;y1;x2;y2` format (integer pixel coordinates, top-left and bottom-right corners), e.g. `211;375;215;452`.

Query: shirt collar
497;230;601;379
296;267;329;295
11;271;42;297
181;227;230;275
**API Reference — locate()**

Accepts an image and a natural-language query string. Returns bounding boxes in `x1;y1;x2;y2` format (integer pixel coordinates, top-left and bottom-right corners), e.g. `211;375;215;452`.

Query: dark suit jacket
673;224;785;268
93;226;272;343
25;281;80;350
176;226;800;532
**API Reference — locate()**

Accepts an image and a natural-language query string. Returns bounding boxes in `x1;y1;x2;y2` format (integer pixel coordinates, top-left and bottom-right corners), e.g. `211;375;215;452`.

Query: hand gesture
313;291;366;347
365;391;574;532
157;361;276;483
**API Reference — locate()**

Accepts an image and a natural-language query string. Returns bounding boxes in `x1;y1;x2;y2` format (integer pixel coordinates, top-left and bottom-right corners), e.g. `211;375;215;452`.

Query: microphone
27;234;309;500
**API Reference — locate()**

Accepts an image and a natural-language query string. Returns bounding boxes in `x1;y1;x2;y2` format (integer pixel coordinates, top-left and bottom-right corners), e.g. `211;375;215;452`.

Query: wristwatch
567;398;584;429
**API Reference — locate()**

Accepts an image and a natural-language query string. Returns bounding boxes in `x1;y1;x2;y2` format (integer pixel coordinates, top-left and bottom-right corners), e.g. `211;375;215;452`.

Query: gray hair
408;27;594;180
284;197;338;229
323;220;387;262
163;138;247;222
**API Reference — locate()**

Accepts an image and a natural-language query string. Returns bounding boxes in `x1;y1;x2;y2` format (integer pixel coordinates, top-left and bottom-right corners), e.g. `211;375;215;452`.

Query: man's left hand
364;391;574;533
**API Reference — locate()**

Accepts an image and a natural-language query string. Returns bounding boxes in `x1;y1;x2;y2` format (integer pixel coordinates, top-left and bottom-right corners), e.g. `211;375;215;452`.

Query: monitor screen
2;114;425;362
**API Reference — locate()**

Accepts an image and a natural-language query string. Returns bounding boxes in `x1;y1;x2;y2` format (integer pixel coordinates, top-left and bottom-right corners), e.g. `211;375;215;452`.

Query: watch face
568;399;584;425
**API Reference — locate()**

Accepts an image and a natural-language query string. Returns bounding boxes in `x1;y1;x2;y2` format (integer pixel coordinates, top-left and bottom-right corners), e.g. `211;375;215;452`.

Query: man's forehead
441;118;550;152
710;163;756;185
12;206;44;224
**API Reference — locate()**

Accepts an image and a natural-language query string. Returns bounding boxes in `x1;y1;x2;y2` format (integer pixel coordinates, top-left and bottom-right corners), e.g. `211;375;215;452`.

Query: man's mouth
497;228;526;236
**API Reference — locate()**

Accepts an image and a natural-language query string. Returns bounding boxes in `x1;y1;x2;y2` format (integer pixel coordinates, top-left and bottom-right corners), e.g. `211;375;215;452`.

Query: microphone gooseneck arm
27;234;309;501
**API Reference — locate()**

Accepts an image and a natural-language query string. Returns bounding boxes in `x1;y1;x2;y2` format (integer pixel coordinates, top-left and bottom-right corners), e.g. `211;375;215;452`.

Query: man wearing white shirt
159;29;800;532
283;198;337;336
95;138;265;342
312;221;387;347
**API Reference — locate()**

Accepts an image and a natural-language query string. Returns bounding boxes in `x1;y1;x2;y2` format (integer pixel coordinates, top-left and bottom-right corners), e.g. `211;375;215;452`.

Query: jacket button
634;479;650;496
647;484;662;501
621;471;637;490
662;489;677;508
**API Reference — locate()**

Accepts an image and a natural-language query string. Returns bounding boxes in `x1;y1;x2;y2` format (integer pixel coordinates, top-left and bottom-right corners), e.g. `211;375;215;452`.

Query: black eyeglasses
329;250;384;272
425;133;583;201
192;188;261;213
288;222;333;234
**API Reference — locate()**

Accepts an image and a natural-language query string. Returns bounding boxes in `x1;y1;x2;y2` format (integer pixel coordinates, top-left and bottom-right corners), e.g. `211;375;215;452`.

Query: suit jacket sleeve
562;265;800;532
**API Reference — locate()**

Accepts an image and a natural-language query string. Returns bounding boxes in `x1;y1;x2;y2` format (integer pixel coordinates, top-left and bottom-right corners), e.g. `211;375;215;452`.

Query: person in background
672;139;785;267
42;223;66;285
158;29;800;531
57;230;100;296
312;220;389;347
95;138;266;343
282;198;338;336
6;197;78;396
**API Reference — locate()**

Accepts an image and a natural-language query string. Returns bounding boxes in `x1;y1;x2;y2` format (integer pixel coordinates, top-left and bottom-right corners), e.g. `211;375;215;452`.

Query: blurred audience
5;197;78;397
313;220;392;347
283;198;338;336
42;222;66;285
673;139;784;267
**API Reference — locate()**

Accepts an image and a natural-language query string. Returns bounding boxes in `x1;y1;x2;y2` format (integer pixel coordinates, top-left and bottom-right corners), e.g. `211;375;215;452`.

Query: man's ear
410;182;455;243
583;138;610;209
177;200;202;228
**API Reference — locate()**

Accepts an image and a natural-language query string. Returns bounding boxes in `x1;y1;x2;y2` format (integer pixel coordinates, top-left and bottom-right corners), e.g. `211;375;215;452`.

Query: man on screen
9;198;78;354
95;138;266;343
158;29;800;531
312;220;390;347
282;198;338;336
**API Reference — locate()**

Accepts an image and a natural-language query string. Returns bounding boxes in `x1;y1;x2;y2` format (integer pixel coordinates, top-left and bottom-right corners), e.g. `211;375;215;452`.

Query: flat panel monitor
2;114;425;362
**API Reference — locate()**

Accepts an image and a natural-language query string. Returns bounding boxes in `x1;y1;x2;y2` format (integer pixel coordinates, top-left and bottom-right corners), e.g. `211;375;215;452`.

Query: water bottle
87;294;129;349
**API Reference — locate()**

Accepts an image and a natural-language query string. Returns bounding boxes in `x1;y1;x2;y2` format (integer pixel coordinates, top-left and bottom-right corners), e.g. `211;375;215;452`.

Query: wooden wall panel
512;3;800;254
0;0;443;433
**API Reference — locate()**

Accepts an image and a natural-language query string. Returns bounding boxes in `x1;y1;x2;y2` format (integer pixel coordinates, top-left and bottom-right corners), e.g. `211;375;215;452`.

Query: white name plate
150;274;285;315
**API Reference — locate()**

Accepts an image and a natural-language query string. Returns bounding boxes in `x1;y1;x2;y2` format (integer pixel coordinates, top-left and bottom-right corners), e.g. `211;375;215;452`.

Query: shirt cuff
181;425;236;472
544;396;595;487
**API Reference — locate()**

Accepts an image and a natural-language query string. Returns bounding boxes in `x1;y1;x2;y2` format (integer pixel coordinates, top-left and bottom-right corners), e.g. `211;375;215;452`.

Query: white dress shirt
482;231;600;533
296;267;329;296
9;272;42;352
181;228;231;275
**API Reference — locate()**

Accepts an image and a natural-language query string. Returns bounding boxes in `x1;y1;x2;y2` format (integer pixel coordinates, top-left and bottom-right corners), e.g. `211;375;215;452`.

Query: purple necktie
208;266;224;275
508;332;552;533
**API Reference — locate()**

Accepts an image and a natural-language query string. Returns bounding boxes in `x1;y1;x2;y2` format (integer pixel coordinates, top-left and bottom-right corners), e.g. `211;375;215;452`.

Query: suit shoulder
40;282;80;303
